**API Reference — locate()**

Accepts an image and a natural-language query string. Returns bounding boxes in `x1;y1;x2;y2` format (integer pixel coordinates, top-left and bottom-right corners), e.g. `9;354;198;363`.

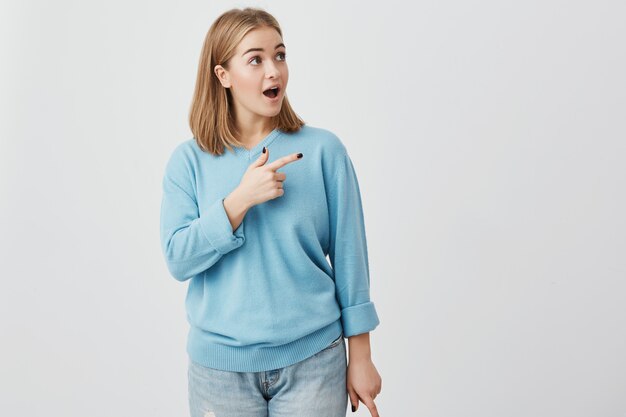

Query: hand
347;357;382;416
236;147;303;208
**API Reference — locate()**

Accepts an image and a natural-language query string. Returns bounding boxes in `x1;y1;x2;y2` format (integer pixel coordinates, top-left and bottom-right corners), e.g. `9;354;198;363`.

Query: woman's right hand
236;147;303;208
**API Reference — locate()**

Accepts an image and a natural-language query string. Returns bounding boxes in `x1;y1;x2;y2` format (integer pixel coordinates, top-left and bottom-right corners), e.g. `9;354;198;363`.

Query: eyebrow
241;43;286;57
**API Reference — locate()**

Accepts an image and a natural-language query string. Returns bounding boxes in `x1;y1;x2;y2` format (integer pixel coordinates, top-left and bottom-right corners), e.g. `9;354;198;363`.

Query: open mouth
263;86;280;98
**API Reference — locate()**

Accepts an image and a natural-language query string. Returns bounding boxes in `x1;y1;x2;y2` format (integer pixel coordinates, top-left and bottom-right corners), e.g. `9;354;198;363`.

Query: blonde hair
189;7;305;155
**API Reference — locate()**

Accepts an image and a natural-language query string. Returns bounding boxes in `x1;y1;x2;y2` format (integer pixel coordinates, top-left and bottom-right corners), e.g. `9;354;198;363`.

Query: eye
249;52;287;65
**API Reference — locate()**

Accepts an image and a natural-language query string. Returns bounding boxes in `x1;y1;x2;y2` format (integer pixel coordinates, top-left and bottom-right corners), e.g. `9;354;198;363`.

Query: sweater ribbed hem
186;319;343;372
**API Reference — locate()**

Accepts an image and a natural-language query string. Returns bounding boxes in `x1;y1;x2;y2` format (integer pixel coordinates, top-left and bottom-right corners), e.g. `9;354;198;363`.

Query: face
214;26;289;123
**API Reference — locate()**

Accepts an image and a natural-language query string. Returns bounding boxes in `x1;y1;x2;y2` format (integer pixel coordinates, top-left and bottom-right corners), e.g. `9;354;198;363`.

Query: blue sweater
160;124;380;372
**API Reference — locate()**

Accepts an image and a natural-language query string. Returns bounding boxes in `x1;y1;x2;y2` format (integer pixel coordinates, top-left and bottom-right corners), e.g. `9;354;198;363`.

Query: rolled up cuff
198;197;245;255
340;301;380;337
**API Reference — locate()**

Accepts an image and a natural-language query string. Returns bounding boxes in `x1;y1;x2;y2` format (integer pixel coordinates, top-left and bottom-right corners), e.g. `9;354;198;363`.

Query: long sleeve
327;152;380;337
160;151;245;282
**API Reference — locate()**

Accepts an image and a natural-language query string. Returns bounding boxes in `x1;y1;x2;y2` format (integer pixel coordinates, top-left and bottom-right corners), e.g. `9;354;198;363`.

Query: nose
264;61;280;79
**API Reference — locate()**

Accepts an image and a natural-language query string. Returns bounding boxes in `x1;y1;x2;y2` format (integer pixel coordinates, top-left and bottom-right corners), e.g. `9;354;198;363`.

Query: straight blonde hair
189;7;305;156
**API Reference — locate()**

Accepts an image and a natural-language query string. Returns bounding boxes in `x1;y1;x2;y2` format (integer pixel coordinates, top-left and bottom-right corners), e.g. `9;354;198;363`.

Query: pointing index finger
266;152;303;171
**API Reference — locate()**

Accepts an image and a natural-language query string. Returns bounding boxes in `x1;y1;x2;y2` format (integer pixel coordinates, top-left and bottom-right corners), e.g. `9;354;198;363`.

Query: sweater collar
233;128;282;160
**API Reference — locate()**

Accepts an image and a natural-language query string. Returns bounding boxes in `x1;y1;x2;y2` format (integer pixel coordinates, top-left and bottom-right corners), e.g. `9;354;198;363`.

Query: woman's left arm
326;148;382;416
347;332;382;417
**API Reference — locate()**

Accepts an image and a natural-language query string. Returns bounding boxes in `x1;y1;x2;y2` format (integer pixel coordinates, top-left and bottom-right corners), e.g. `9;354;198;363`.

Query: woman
160;7;382;417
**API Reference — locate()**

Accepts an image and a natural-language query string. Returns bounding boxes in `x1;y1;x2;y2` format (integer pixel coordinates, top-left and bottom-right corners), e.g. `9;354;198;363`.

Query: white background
1;1;625;416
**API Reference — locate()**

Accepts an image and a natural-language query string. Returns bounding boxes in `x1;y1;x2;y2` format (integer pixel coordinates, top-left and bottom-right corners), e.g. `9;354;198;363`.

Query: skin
214;25;288;148
213;25;382;416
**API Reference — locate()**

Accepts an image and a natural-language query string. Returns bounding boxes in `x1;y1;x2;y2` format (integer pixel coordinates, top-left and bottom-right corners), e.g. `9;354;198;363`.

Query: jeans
188;334;348;417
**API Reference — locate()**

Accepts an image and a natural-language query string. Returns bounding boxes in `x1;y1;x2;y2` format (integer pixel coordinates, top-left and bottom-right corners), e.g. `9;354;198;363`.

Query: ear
214;65;230;88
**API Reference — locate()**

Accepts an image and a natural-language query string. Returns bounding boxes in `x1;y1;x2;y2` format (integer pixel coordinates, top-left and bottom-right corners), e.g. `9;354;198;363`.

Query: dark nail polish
297;153;303;158
263;146;266;153
351;405;356;412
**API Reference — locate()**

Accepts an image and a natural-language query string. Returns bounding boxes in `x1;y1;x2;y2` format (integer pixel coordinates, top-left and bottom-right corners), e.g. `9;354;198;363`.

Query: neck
234;112;274;147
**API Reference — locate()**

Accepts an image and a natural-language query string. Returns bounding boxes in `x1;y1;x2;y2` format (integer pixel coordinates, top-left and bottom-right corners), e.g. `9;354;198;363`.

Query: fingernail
297;153;303;158
351;405;356;412
263;146;266;153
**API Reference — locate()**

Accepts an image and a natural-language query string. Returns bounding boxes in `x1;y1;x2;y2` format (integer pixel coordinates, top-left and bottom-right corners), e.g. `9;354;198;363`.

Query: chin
260;106;282;117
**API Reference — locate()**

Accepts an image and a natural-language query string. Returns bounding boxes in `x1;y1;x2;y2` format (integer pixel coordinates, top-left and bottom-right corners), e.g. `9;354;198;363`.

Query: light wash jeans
187;334;348;417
